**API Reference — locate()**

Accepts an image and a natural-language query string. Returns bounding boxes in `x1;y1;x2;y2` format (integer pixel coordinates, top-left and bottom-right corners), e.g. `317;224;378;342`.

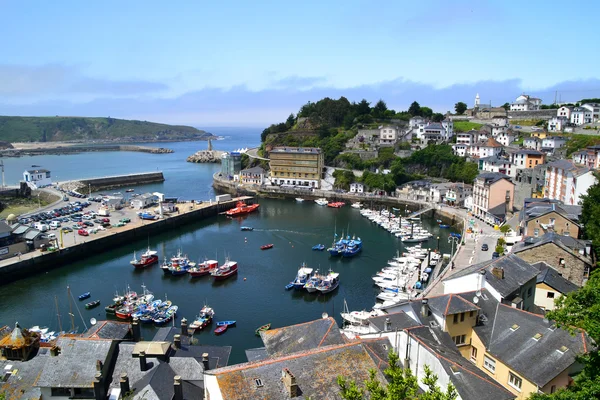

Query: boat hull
213;269;238;280
131;255;159;269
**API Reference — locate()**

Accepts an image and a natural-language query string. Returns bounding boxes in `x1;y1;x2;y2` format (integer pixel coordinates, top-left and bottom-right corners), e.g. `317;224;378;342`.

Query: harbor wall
0;197;252;284
80;172;165;191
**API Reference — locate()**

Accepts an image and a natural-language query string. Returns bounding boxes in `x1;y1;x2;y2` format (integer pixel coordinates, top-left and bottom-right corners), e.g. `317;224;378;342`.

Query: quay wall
0;197;252;284
80;172;165;191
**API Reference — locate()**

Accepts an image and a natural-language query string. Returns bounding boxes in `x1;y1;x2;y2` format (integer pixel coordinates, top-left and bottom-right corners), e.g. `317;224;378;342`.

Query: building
472;172;515;224
548;116;568;132
570;107;592;125
468;137;504;159
268;147;324;188
23;168;52;189
452;143;469;157
239;166;265;185
441;119;454;140
220;151;242;179
544;160;597;205
130;193;157;210
518;199;582;238
571;144;600;169
556;106;573;120
532;262;579;312
422;123;445;143
581;102;600;122
0;322;40;361
479;156;516;179
456;131;475;146
396;180;434;202
541;136;567;151
495;131;515;147
492;115;509;127
512;233;594;287
379;125;399;145
523;137;541;151
513;166;546;208
510;149;545;169
510;94;542;111
350;182;365;193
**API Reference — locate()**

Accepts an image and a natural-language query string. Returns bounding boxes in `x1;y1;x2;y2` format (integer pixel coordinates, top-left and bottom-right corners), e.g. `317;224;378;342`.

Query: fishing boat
240;226;253;231
214;325;228;335
439;224;450;228
314;198;328;206
154;305;178;325
260;244;274;250
130;248;159;269
327;201;345;208
316;271;340;294
85;300;100;309
255;323;271;336
225;201;260;217
303;270;322;293
312;244;325;251
115;305;135;320
216;321;236;327
351;202;362;209
211;259;238;280
189;305;215;331
160;258;171;275
295;198;304;202
169;250;195;276
104;299;123;314
342;237;362;258
188;259;219;277
78;292;91;300
292;263;313;289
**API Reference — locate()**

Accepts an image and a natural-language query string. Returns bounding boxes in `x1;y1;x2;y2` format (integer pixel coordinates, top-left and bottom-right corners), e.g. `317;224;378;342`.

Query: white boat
351;202;362;209
295;198;304;202
315;198;328;206
373;299;409;310
340;309;384;325
377;291;410;302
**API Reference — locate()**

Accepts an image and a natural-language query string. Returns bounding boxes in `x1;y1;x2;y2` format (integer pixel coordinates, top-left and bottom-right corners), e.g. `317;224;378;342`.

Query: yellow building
530;131;548;139
268;147;324;188
533;263;579;312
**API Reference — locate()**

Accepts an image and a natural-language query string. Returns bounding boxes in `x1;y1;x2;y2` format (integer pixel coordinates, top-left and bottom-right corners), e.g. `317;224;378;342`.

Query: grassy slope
453;121;483;132
0;116;212;143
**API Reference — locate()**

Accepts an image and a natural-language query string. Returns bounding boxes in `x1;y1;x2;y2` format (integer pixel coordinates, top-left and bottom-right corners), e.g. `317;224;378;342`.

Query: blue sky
1;0;600;127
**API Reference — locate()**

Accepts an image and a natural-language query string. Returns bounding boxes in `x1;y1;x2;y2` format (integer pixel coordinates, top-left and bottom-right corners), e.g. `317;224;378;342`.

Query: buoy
244;278;247;281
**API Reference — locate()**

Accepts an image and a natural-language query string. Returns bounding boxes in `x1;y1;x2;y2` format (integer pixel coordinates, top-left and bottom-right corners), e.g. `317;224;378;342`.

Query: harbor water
0;128;457;363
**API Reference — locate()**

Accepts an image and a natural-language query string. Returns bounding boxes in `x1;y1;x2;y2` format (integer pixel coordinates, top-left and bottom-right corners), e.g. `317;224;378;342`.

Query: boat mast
54;295;63;333
67;286;75;333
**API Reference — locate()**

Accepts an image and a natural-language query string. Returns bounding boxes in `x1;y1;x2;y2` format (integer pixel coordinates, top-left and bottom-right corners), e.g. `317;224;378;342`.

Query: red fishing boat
260;244;274;250
211;259;238;280
327;201;345;208
214;325;228;335
188;259;219;277
130;248;159;269
225;201;260;217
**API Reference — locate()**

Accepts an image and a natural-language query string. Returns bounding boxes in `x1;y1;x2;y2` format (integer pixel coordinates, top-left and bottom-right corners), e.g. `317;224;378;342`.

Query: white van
47;233;56;240
49;221;61;229
34;222;49;232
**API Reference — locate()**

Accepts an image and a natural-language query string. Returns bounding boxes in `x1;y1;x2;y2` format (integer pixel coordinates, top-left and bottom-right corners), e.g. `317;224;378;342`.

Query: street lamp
437;236;440;251
448;235;460;268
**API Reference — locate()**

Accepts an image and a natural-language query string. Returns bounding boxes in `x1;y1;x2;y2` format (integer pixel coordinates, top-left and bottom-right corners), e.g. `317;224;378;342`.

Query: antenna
472;296;480;304
476;290;482;297
0;159;4;190
321;312;329;319
90;318;97;326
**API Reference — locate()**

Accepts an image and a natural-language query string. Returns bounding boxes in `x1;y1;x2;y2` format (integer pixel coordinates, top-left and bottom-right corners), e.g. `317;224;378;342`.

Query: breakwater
61;172;166;192
0;144;173;157
0;197;253;284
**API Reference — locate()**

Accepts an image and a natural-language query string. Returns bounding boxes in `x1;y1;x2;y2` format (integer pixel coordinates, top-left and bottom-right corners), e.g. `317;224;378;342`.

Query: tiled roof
83;320;132;340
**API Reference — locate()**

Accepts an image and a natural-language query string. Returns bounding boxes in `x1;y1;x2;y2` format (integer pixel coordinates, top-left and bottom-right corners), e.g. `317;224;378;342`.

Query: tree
420;107;433;119
338;350;457;400
373;99;388;119
580;176;600;256
454;102;467;115
432;113;444;122
495;245;504;255
408;101;421;117
357;99;371;116
501;102;510;111
285;113;295;129
499;224;511;235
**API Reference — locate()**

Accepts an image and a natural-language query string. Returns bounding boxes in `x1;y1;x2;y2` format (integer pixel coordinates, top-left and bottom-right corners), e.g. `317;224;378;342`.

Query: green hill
0;116;213;143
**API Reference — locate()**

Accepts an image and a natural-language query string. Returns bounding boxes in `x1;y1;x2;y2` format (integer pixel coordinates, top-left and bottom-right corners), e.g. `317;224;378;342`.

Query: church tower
475;93;480;109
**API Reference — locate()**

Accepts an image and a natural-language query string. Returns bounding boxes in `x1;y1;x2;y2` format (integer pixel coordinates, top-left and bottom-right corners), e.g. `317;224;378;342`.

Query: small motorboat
126;189;135;192
85;300;100;309
439;224;450;228
255;323;271;336
295;198;304;202
260;244;274;250
215;325;228;335
284;282;294;290
78;292;91;300
312;244;325;251
240;226;253;231
216;321;236;327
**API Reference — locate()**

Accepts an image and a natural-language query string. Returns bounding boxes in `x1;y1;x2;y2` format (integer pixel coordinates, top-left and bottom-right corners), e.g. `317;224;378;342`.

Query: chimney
132;318;141;342
202;353;209;371
96;359;103;372
181;318;188;337
420;299;429;318
478;269;486;290
119;373;130;395
93;372;105;400
50;345;60;356
491;266;504;280
174;334;181;349
173;376;183;400
384;318;391;332
139;350;148;372
282;368;298;397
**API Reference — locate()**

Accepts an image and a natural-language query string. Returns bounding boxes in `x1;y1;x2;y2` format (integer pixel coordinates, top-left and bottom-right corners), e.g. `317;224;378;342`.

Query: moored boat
154;305;178;325
188;259;219;277
240;226;253;231
78;292;91;300
255;323;271;336
85;300;100;309
214;325;228;335
292;263;313;289
327;201;345;208
211;259;238;280
314;198;328;206
316;271;340;294
260;244;274;250
303;270;322;293
189;305;215;331
295;198;304;202
130;248;159;269
225;201;260;217
216;320;236;327
312;244;325;251
351;202;362;209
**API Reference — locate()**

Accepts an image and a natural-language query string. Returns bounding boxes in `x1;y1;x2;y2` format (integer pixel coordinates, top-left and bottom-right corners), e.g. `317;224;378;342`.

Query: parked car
62;227;73;233
481;243;489;251
78;229;89;236
120;218;131;223
492;251;500;259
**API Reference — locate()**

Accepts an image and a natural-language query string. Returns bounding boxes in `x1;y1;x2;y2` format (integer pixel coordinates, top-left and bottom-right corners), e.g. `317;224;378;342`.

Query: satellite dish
472;296;480;304
475;290;482;297
90;318;97;326
321;312;329;319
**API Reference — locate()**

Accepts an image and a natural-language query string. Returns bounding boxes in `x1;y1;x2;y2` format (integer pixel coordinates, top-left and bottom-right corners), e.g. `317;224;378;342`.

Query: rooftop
270;147;322;154
476;172;512;185
515;149;544;156
367;311;422;332
83;320;132;340
240;166;265;174
25;169;49;174
426;294;480;317
533;262;580;294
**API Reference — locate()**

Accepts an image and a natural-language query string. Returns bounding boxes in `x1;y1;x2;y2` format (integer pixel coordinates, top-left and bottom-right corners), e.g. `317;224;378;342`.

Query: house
523;137;541;151
512;232;594;286
544;160;597;205
444;183;473;206
130;193;158;210
429;182;453;203
541;136;567;151
0;322;40;361
269;147;324;188
239;166;265;185
456;131;475;146
441;119;454;140
477;130;490;142
518;199;582;238
492;115;509;127
452;143;469;157
495;131;515;146
442;254;539;312
548;116;568;132
379;125;399;145
468;137;504;159
479;156;516;179
408;116;425;130
509;149;545;169
556;106;573;119
396;180;433;202
350;182;365;193
581;103;600;122
510;94;542;111
472;172;515;224
103;195;126;210
422;123;445;143
464;194;474;210
532;262;579;312
571;144;600;169
23;168;52;189
570;107;592;125
513;165;546;208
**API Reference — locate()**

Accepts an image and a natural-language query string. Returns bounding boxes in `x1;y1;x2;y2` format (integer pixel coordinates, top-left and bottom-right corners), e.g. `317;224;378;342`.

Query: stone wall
79;172;165;191
508;109;557;120
515;243;590;286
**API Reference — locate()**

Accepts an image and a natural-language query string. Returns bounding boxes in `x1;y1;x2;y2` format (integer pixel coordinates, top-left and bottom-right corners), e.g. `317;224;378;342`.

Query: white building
548;116;568;132
478;156;516;179
379;125;399;145
464;194;473;210
581;103;600;122
523;137;541;151
452;143;469;157
495;131;515;147
492;115;509;127
350;182;365;193
467;137;503;159
541;136;567;151
455;131;475;146
510;94;542;111
557;106;573;120
545;160;597;205
23;168;52;188
131;193;158;210
239;166;265;185
444;183;473;206
441;119;454;140
570;107;592;125
476;131;490;142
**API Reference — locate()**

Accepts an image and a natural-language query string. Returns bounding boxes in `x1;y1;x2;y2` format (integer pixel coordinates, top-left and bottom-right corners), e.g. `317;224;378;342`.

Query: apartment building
544;160;597;205
572;144;600;169
510;94;542;111
269;147;324;188
479;156;516;179
510;149;545;169
472;172;514;224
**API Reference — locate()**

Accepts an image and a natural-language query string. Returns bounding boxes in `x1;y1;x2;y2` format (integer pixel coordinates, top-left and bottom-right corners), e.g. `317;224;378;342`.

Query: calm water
0;128;456;363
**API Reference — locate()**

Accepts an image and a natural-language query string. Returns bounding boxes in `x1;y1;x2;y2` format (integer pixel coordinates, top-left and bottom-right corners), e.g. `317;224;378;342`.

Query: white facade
452;143;468;157
479;158;516;179
476;131;489;142
541;137;567;150
464;194;473;210
510;94;542;111
456;132;475;146
492;116;509;127
581;103;600;121
467;142;503;159
570;107;592;125
350;182;364;193
548;116;568;132
23;169;52;188
557;106;572;119
523;137;541;151
545;162;598;205
495;132;515;147
379;126;398;145
441;120;454;140
445;184;473;206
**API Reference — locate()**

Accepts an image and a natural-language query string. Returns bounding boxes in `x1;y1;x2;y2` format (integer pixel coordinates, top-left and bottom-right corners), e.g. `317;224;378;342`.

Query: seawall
0;197;253;284
80;172;166;191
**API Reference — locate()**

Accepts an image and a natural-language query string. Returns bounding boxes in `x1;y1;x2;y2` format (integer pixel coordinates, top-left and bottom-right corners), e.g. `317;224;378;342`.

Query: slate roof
519;201;581;224
245;347;268;362
0;350;49;399
479;304;591;387
444;254;539;299
26;169;49;174
512;233;593;267
83;320;132;340
480;155;513;165
515;149;544;156
426;294;480;317
260;317;345;357
207;341;389;400
12;224;29;235
23;229;42;240
240;166;265;175
36;337;114;388
534;263;580;294
546;159;585;172
367;311;423;332
0;221;13;234
488;203;508;220
476;172;512;185
151;327;231;367
424;123;444;131
270;147;321;154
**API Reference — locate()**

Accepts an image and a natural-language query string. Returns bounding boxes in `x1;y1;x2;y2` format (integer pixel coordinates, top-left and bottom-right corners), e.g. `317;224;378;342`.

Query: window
547;292;555;299
550;385;557;394
453;314;458;324
549;218;555;224
470;311;475;318
534;228;540;237
484;355;496;373
508;372;523;391
452;335;466;346
470;346;478;362
51;388;72;396
255;378;264;388
527;287;532;298
460;312;465;322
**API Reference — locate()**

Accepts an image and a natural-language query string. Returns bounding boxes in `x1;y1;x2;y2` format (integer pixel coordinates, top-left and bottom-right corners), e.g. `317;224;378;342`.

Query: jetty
60;172;166;193
187;138;224;163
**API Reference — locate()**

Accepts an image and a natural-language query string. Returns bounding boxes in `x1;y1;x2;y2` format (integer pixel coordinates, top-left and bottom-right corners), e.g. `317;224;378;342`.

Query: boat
188;259;219;277
240;226;254;231
130;248;159;269
189;305;215;331
126;189;135;192
225;201;260;217
351;202;362;209
211;258;238;280
85;300;100;309
327;201;345;208
260;244;274;250
292;263;313;289
78;292;91;300
295;198;304;202
284;282;294;290
169;250;195;276
154;305;178;325
139;212;158;220
314;198;328;206
312;244;325;251
160;258;171;275
216;321;236;327
104;300;123;314
255;323;271;336
342;237;362;258
439;224;450;228
303;270;322;293
316;270;340;294
31;164;41;167
214;325;228;335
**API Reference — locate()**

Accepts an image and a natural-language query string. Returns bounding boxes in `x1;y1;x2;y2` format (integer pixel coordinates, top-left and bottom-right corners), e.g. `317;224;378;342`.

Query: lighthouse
474;93;480;109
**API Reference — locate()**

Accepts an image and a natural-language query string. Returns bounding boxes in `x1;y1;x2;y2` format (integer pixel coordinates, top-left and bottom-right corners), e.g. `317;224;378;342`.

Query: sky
1;0;600;127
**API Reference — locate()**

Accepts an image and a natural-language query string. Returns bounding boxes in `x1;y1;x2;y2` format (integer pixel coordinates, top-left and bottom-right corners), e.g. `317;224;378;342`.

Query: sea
0;127;457;364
